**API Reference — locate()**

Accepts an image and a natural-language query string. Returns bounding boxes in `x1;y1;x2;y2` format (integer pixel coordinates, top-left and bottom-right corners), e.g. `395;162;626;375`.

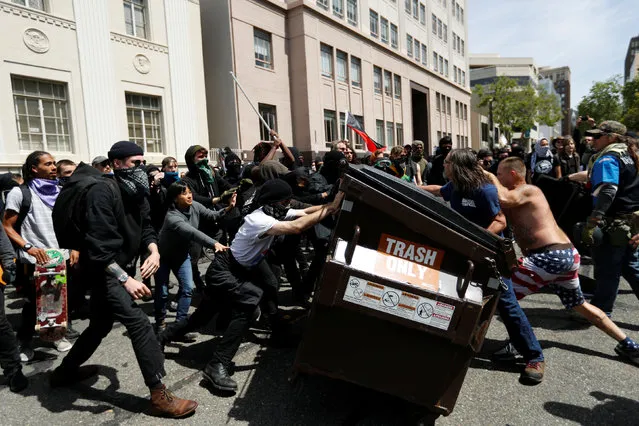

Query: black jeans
164;292;255;369
60;273;166;387
0;286;21;377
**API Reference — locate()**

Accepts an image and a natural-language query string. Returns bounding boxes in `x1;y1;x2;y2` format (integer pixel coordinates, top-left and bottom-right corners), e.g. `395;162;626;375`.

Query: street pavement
1;260;638;425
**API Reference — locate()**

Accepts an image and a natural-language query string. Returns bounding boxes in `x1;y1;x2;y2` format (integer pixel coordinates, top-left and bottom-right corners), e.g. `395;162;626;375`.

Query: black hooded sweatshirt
182;145;231;208
69;162;157;269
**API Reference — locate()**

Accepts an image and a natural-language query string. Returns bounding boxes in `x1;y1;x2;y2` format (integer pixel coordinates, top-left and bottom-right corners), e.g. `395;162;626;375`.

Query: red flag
346;112;385;152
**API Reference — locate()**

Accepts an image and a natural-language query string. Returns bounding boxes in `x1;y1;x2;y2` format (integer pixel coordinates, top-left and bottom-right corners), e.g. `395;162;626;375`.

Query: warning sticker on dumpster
343;276;454;330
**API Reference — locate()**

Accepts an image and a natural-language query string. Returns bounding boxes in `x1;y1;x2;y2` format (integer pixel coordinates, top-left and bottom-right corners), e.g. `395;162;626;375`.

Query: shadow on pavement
19;365;148;418
544;391;639;425
537;340;621;362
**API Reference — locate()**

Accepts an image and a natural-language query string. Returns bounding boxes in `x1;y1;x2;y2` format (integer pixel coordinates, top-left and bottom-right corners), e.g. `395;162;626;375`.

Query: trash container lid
344;165;501;252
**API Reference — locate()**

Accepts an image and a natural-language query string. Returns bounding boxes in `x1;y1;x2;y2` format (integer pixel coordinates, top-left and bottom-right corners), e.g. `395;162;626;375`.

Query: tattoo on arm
105;262;127;279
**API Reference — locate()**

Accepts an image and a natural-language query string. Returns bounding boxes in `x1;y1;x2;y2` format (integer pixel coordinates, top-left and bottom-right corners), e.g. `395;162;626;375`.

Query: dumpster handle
457;260;474;298
345;226;360;265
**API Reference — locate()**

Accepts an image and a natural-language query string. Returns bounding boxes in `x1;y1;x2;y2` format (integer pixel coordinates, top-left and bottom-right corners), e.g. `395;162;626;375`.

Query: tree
621;77;639;131
475;76;563;148
577;76;623;123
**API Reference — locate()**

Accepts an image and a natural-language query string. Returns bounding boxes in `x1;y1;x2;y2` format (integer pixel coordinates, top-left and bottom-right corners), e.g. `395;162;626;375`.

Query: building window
254;28;273;69
347;0;358;25
393;74;401;99
126;92;163;153
405;0;411;13
383;70;392;97
317;0;329;9
455;101;460;118
412;0;418;18
435;93;440;111
11;0;46;11
407;35;413;57
369;9;379;37
396;123;403;146
437;130;442;141
432;14;437;34
320;43;333;77
464;104;468;120
390;23;398;48
351;114;365;149
333;0;344;17
441;95;446;114
481;123;489;141
447;97;451;116
386;122;394;146
373;66;382;94
419;3;426;25
351;56;362;87
123;0;147;39
376;120;385;146
439;55;444;75
324;110;338;145
462;70;466;86
453;65;457;83
380;17;389;43
461;39;465;56
258;103;277;141
443;24;448;43
452;32;457;51
336;50;348;82
433;52;438;72
456;135;460;145
444;59;448;77
12;76;72;152
414;40;420;62
421;44;427;65
437;19;443;39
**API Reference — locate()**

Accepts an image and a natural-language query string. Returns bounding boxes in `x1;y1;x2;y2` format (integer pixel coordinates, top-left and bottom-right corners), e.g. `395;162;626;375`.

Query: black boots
202;362;237;392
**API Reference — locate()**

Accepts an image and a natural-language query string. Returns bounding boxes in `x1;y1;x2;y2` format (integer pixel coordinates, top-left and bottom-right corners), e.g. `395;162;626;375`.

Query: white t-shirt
231;207;304;267
5;186;67;264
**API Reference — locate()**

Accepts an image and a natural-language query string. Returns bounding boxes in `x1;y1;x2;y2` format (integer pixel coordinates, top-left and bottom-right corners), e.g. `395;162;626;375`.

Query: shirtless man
489;157;638;365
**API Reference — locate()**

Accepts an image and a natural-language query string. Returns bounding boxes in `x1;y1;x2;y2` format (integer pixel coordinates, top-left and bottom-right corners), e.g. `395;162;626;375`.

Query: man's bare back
503;183;571;251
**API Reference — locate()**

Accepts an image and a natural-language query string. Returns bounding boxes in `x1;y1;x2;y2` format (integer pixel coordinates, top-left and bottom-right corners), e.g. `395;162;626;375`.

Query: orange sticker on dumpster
373;234;445;292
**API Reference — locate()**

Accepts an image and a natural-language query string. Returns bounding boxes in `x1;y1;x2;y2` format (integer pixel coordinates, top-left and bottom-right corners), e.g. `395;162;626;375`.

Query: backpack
52;162;117;251
0;176;32;234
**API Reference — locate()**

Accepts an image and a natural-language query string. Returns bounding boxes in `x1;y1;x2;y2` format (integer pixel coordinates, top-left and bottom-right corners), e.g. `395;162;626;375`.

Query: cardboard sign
374;234;445;292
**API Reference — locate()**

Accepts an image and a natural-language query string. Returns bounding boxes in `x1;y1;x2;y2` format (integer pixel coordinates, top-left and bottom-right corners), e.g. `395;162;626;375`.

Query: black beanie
256;179;293;205
108;141;144;161
323;150;345;166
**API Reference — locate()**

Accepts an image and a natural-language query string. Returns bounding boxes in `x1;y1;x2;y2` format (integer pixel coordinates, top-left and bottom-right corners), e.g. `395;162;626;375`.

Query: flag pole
344;110;348;142
230;71;271;133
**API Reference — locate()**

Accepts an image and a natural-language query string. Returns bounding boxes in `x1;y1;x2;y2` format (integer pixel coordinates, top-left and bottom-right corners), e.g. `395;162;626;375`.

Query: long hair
448;148;490;195
21;151;50;182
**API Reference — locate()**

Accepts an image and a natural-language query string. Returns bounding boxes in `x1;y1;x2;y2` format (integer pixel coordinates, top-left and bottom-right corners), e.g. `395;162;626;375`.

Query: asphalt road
1;261;638;425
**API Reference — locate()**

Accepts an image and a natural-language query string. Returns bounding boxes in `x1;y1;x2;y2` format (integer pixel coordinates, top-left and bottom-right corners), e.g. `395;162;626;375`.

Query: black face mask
58;176;70;186
262;203;290;220
441;146;452;156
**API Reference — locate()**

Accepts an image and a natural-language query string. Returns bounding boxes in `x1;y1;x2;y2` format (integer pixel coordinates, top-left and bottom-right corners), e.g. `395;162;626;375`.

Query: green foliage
474;76;563;142
621;77;639;131
577;76;623;123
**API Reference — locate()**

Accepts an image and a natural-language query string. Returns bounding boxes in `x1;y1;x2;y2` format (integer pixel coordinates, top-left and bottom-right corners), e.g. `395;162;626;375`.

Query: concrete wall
0;0;208;170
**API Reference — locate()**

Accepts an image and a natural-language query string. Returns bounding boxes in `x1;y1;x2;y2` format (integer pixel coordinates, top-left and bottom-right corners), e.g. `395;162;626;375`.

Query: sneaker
53;338;73;352
173;332;197;343
66;326;81;340
492;342;522;362
615;342;639;365
520;361;545;385
8;370;28;393
168;301;178;312
19;344;34;362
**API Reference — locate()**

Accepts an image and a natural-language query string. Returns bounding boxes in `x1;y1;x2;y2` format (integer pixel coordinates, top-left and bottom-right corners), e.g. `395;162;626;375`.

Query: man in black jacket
50;141;197;418
182;145;231;209
428;136;453;186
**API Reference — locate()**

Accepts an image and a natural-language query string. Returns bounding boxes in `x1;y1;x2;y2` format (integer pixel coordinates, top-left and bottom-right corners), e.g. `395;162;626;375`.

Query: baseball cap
92;156;109;166
586;121;627;136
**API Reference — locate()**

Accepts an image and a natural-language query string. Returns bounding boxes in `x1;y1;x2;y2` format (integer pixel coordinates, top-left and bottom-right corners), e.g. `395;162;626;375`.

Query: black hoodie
182;145;230;208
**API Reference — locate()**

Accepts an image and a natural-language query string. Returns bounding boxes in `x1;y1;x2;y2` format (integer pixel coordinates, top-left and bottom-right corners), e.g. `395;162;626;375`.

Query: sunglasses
132;159;145;167
592;133;609;140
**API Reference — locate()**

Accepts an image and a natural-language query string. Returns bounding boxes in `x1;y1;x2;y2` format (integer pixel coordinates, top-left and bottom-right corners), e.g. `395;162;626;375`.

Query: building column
164;0;204;157
72;0;121;158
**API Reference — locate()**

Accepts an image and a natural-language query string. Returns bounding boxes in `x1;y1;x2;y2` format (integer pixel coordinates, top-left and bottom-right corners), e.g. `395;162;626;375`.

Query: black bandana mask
262;203;290;220
114;166;150;199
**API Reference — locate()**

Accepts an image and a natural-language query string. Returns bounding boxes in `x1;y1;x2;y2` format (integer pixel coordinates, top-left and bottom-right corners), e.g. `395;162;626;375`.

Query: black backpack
52;162;118;251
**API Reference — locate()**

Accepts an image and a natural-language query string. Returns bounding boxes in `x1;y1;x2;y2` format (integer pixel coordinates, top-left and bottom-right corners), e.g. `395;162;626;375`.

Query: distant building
200;0;472;159
539;66;571;136
630;53;639;82
468;54;540;147
0;0;208;172
625;35;639;82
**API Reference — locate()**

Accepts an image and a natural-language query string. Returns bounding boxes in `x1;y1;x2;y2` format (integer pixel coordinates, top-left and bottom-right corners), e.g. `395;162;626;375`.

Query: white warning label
343;276;455;330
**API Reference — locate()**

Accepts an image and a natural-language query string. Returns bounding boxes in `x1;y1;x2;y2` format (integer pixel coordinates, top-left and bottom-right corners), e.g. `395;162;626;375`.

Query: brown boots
149;384;198;418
